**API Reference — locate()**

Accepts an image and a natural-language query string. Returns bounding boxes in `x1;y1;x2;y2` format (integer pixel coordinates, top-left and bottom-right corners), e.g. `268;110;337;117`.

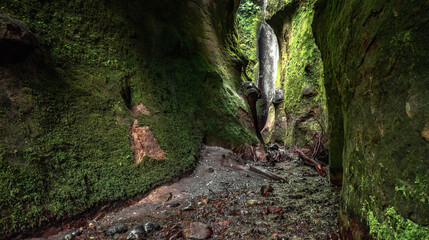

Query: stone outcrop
265;0;327;147
0;12;39;63
313;0;429;238
0;0;257;236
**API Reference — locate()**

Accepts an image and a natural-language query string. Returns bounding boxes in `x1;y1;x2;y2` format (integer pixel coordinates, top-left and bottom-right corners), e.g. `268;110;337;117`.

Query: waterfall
257;0;279;129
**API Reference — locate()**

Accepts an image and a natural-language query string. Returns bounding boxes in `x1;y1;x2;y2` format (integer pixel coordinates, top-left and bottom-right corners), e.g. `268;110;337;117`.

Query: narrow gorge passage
24;1;342;239
2;0;428;239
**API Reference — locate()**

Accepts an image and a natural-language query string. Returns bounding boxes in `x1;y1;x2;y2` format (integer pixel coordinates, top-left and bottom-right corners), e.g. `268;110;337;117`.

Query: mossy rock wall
0;0;257;235
313;0;429;239
266;0;327;147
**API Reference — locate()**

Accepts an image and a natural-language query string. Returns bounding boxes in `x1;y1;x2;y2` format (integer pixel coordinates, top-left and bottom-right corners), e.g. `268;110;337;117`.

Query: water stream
257;0;279;129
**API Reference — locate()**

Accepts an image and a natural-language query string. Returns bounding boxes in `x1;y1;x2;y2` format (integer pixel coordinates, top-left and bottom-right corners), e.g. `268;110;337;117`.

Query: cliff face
313;0;429;238
264;0;327;147
0;0;257;235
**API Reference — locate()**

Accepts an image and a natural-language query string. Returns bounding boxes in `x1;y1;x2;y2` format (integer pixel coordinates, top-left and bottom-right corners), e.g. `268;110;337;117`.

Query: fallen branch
242;165;287;182
293;147;327;177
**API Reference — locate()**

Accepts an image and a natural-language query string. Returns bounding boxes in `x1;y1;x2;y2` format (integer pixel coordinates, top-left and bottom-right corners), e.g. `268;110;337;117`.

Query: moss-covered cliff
0;0;257;235
264;0;327;147
313;0;429;238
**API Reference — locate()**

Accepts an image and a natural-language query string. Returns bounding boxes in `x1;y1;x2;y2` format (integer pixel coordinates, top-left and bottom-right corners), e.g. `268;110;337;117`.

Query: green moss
266;0;327;146
266;0;298;19
280;2;325;114
0;0;256;235
364;206;429;240
237;0;262;81
314;0;429;235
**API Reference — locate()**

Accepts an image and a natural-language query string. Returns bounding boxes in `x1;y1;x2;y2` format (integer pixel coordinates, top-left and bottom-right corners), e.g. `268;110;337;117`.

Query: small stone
242;81;261;98
144;221;160;234
267;143;279;151
169;202;180;208
127;225;145;240
71;230;81;237
63;234;73;240
88;222;95;229
206;167;214;173
182;222;213;239
106;221;127;235
272;89;284;105
181;201;194;211
302;84;315;97
255;145;266;162
158;192;172;202
246;199;261;206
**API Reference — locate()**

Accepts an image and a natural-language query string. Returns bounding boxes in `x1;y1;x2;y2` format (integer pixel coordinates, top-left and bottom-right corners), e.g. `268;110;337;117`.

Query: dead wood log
293;147;327;177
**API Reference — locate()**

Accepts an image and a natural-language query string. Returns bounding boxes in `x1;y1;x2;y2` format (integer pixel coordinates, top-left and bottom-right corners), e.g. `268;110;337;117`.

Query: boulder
0;13;39;63
272;88;284;105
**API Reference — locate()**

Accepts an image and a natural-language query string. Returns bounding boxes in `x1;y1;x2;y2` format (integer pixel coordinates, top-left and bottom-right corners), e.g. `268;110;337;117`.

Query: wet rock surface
32;145;340;240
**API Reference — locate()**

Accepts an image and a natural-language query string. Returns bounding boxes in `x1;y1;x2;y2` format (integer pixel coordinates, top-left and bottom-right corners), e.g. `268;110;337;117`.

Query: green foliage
237;0;262;81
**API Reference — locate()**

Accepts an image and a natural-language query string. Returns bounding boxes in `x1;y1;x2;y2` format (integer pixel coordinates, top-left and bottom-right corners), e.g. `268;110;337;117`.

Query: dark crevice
120;77;132;110
0;40;36;64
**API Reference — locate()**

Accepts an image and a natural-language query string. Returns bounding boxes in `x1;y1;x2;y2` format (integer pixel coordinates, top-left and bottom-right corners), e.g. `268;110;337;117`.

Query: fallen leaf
213;200;223;207
267;206;282;214
261;185;274;197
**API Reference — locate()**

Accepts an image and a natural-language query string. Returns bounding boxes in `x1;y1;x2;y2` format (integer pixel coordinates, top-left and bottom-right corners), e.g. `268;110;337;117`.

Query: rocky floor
28;145;340;240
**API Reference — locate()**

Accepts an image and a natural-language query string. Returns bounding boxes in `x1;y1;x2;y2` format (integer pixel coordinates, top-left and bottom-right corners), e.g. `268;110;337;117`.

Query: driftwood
293;147;327;177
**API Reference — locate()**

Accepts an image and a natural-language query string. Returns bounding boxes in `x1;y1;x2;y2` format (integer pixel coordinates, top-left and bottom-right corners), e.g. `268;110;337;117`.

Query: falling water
258;0;279;129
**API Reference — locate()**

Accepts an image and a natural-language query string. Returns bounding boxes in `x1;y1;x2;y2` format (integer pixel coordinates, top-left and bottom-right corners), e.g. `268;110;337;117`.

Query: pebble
246;199;261;206
127;225;145;240
71;229;81;237
158;192;172;202
144;221;160;234
63;234;73;240
106;221;127;235
268;143;279;151
182;222;213;240
169;202;180;208
88;222;95;229
181;201;194;211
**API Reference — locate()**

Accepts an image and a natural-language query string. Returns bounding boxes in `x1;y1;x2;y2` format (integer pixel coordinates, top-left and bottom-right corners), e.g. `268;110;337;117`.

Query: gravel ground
29;145;340;240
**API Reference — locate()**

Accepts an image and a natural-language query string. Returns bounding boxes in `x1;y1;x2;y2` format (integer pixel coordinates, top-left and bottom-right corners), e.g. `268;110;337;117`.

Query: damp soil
28;145;340;240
